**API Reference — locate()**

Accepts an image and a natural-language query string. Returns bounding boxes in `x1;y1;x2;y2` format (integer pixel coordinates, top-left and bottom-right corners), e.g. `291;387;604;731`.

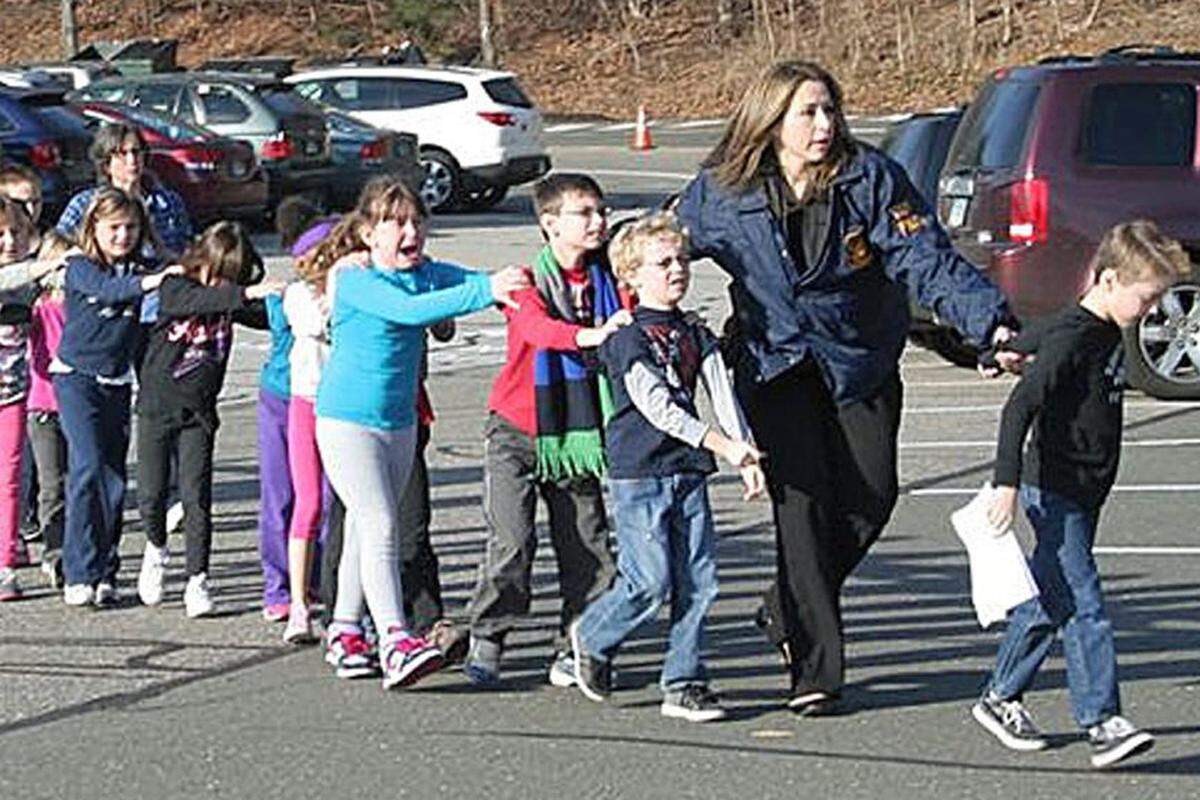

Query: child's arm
334;264;525;327
160;276;285;320
0;257;65;291
988;344;1071;529
697;332;766;499
65;257;145;304
507;287;631;351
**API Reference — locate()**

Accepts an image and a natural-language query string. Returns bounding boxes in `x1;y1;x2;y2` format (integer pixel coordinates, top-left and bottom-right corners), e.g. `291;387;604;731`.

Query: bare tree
1082;0;1103;31
61;0;78;57
480;0;497;67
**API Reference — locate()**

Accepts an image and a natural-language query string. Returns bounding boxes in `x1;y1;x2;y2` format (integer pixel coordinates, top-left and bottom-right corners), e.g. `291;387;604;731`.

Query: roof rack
195;56;297;79
1037;44;1200;66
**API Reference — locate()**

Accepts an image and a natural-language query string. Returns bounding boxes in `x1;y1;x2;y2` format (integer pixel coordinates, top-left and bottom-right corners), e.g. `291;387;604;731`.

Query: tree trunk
1082;0;1103;31
479;0;497;68
61;0;78;58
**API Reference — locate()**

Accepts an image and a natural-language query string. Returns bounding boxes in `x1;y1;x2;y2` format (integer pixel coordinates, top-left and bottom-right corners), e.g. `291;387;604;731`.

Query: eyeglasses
560;205;610;220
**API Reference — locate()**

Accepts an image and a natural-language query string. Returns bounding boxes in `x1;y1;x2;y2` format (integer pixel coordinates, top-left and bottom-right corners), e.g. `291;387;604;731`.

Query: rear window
260;87;324;118
196;85;251;124
944;80;1040;171
482;77;532;108
395;79;467;109
1081;83;1195;166
31;106;91;138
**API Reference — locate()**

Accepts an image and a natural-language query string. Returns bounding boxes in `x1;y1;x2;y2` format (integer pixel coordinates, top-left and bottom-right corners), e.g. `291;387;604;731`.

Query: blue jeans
55;373;131;587
988;484;1120;728
576;472;718;692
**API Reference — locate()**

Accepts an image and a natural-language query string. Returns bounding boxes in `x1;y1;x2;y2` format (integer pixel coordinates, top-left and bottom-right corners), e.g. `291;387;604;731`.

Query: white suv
287;64;550;212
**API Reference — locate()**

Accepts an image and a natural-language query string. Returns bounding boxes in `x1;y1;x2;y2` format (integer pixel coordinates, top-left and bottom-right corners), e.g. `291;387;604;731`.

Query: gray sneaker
548;650;576;687
0;567;22;602
662;684;727;723
463;636;501;685
972;692;1048;752
1088;715;1154;769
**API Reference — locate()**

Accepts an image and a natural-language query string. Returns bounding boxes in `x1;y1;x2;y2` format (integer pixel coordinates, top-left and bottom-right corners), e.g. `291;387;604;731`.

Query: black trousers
136;407;217;577
746;363;902;695
320;424;443;634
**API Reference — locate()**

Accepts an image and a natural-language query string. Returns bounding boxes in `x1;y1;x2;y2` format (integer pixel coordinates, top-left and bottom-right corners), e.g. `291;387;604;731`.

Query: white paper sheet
950;483;1041;628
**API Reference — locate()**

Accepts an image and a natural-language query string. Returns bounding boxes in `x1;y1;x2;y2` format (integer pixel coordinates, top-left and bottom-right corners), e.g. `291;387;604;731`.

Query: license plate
947;197;969;228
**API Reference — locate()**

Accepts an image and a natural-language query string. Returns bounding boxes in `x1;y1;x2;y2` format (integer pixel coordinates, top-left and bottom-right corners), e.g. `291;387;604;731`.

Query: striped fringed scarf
532;245;622;482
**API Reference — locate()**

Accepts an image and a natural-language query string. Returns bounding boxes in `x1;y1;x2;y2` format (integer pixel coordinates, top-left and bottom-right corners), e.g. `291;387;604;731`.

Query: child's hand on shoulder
246;280;286;300
141;264;185;291
986;484;1018;534
740;462;766;501
490;265;531;309
332;250;371;272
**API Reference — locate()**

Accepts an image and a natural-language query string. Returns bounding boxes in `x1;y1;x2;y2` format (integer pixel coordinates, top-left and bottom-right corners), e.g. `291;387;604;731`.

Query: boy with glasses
463;173;629;685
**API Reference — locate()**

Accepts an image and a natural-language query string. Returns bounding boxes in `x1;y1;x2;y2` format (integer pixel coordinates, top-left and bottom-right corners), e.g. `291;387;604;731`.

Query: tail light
29;141;61;169
359;138;388;163
477;111;516;127
261;132;294;160
1009;177;1049;243
171;145;221;173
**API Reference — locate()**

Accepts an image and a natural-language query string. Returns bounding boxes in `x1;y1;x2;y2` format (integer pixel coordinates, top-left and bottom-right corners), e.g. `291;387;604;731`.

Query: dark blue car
324;110;423;210
0;88;94;221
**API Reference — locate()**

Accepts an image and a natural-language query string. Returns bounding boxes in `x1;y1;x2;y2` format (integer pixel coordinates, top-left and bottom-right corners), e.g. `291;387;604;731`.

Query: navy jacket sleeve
863;153;1012;346
65;257;143;305
675;175;721;263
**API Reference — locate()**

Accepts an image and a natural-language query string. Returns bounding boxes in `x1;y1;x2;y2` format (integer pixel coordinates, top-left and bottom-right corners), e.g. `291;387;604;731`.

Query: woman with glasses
54;123;192;262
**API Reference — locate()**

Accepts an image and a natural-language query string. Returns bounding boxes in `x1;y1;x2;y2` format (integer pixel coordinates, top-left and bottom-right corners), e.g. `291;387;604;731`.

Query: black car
880;108;971;364
0;88;94;220
324;110;424;210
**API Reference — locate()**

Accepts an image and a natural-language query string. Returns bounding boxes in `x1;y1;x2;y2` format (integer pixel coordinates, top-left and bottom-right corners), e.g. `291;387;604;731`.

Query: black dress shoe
787;689;839;717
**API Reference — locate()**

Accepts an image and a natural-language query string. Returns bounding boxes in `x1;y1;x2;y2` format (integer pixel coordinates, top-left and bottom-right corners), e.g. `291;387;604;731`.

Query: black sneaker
569;621;610;703
787;688;839;717
1088;715;1154;769
972;692;1048;751
662;684;727;723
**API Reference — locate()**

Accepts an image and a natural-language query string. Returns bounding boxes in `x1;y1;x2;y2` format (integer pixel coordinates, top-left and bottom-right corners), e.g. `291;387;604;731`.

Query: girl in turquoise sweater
314;181;528;690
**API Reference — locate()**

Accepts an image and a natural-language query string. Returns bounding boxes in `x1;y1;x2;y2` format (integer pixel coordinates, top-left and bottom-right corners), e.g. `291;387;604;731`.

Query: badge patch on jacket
889;203;926;237
843;226;874;270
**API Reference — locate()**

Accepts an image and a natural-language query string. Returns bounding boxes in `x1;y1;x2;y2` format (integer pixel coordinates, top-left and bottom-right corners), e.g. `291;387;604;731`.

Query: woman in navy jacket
675;60;1017;713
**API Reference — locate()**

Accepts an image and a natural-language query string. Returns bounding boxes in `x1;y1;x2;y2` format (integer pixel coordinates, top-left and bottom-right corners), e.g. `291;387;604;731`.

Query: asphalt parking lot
0;124;1196;799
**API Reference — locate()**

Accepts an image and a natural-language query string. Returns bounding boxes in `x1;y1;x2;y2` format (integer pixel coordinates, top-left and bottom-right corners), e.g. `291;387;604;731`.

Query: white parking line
905;400;1200;414
910;485;1200;495
584;168;694;181
598;121;649;132
544;122;598;133
1095;546;1200;555
670;119;725;129
901;437;1200;450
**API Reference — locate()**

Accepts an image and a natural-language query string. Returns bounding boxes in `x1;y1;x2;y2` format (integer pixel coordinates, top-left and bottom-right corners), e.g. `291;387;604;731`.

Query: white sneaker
166;501;186;534
184;573;216;618
137;542;169;606
63;583;94;606
283;603;316;645
93;581;118;607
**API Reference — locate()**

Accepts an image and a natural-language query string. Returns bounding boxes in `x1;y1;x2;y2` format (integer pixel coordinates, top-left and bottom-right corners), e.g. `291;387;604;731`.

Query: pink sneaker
324;630;380;679
381;630;444;690
262;603;290;623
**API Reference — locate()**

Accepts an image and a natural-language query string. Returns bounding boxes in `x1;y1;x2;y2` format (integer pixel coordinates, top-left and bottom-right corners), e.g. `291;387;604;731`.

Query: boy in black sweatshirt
972;220;1188;769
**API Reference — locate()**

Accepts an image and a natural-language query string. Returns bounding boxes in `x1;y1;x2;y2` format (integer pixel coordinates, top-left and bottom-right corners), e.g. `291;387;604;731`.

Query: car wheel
1123;280;1200;399
462;184;509;211
419;149;461;212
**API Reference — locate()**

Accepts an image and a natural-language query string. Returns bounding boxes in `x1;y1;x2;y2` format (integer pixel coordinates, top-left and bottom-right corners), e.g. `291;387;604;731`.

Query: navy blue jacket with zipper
675;143;1013;405
57;255;146;380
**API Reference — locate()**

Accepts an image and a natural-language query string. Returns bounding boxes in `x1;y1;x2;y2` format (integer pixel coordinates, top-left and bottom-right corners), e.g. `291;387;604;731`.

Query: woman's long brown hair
703;60;853;201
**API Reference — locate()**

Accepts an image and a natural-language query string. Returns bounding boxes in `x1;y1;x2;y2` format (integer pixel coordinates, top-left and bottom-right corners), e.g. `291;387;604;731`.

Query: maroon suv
938;45;1200;398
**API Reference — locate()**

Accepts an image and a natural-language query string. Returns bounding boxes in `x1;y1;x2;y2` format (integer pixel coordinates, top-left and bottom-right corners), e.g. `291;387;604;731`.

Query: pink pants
0;402;26;569
287;397;324;542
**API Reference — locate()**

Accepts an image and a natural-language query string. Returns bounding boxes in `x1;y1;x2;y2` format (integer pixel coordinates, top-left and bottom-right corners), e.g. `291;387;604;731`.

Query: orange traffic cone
631;105;654;151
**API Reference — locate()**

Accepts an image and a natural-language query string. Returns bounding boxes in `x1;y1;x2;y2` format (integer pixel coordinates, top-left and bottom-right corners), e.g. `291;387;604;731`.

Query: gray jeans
466;414;615;650
27;411;67;552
